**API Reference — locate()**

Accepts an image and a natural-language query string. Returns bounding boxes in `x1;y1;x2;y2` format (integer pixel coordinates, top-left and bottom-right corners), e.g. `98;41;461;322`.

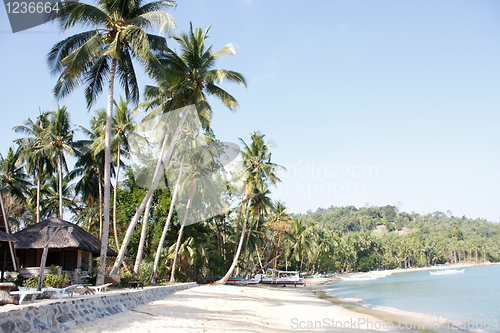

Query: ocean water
324;265;500;332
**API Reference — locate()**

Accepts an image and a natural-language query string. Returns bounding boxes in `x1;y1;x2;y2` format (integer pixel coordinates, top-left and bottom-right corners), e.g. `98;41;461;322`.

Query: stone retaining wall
0;283;197;333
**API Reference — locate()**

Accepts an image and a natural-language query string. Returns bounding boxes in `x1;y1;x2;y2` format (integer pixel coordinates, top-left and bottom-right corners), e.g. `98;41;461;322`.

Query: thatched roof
0;230;17;242
13;218;117;256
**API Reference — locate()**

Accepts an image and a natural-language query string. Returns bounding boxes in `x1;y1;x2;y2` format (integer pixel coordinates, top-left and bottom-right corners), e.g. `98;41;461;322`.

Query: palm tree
38;106;76;219
109;24;246;278
166;225;209;282
169;134;221;282
75;110;107;237
217;131;284;284
111;98;136;250
149;158;184;283
72;138;104;236
48;0;176;285
242;188;273;275
265;201;293;273
13;111;54;222
40;174;78;218
285;218;317;272
0;147;30;202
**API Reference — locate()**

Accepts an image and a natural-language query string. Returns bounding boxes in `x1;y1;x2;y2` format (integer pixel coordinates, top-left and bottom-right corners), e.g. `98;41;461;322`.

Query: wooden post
38;225;62;291
1;247;5;282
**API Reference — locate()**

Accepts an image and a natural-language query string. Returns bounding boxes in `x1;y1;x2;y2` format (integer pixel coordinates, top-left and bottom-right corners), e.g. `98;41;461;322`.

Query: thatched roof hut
13;218;117;256
0;231;17;243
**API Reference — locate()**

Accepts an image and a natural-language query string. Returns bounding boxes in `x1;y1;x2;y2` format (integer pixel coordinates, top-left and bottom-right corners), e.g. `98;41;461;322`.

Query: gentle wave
324;264;500;333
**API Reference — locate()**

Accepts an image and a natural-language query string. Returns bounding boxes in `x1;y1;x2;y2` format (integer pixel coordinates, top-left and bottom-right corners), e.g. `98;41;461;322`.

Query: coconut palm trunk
217;195;252;285
150;158;184;284
36;174;41;222
109;110;189;278
98;173;103;238
233;203;244;255
96;58;117;286
243;215;256;276
57;154;63;219
170;181;195;282
133;195;153;276
112;145;121;250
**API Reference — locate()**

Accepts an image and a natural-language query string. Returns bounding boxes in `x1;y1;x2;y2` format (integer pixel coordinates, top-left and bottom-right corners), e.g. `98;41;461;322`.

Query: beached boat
204;276;260;285
338;270;392;281
310;273;332;278
254;269;306;287
339;274;377;281
225;277;260;285
429;268;465;275
369;270;392;278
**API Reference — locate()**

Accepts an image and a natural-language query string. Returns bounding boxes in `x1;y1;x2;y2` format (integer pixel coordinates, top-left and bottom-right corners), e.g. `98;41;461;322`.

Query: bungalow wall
16;248;93;282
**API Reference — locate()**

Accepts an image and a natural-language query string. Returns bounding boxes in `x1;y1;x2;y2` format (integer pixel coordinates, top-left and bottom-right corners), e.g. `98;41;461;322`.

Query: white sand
69;280;400;332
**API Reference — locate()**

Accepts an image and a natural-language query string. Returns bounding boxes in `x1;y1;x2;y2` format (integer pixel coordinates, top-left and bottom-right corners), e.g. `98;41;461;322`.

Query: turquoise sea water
324;265;500;332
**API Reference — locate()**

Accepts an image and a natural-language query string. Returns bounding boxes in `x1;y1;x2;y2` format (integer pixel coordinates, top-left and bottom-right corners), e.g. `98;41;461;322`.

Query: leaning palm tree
13;111;54;222
109;24;246;278
48;0;176;285
242;188;273;275
169;135;222;282
149;158;184;283
217;131;284;285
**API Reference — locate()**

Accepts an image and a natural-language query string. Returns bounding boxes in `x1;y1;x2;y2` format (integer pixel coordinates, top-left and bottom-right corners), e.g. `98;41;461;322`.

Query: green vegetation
1;0;499;285
296;206;500;272
25;266;69;288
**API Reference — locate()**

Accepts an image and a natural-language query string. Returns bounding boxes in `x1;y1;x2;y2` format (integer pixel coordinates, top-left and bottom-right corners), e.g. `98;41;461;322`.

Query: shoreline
321;262;499;333
68;279;406;332
58;263;498;332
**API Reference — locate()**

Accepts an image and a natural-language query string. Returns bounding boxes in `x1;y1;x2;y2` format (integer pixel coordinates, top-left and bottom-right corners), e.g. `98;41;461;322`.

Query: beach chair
88;283;112;293
74;284;95;295
10;288;43;304
128;281;144;289
43;285;78;299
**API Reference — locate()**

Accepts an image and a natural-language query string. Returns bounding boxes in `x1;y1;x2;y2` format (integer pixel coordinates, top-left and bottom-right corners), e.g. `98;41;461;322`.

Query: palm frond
117;49;140;104
131;10;175;35
54;2;109;31
132;0;176;17
84;56;110;109
204;83;239;110
47;30;100;76
212;43;236;59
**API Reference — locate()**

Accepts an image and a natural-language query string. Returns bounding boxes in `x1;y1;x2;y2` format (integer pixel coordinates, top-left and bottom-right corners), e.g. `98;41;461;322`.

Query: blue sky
1;0;499;221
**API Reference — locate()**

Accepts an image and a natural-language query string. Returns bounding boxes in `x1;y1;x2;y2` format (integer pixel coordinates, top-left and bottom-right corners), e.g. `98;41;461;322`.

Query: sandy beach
68;279;404;333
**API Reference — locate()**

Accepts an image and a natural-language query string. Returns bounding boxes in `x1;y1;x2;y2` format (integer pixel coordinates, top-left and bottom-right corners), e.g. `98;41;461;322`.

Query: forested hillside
295;205;500;272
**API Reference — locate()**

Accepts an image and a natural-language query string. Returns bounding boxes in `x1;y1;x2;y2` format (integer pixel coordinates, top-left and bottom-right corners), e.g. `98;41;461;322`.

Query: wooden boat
254;269;306;287
339;270;391;281
429;268;465;275
204;276;260;285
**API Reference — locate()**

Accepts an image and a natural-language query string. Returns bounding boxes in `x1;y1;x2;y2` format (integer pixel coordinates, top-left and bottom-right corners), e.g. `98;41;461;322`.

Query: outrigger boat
225;276;260;285
429;268;465;275
338;270;392;281
203;276;260;285
254;269;306;287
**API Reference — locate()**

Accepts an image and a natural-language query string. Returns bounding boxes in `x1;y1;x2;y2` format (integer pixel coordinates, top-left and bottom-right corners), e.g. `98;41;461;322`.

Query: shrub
138;260;153;283
25;276;38;288
44;274;68;288
24;274;69;288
